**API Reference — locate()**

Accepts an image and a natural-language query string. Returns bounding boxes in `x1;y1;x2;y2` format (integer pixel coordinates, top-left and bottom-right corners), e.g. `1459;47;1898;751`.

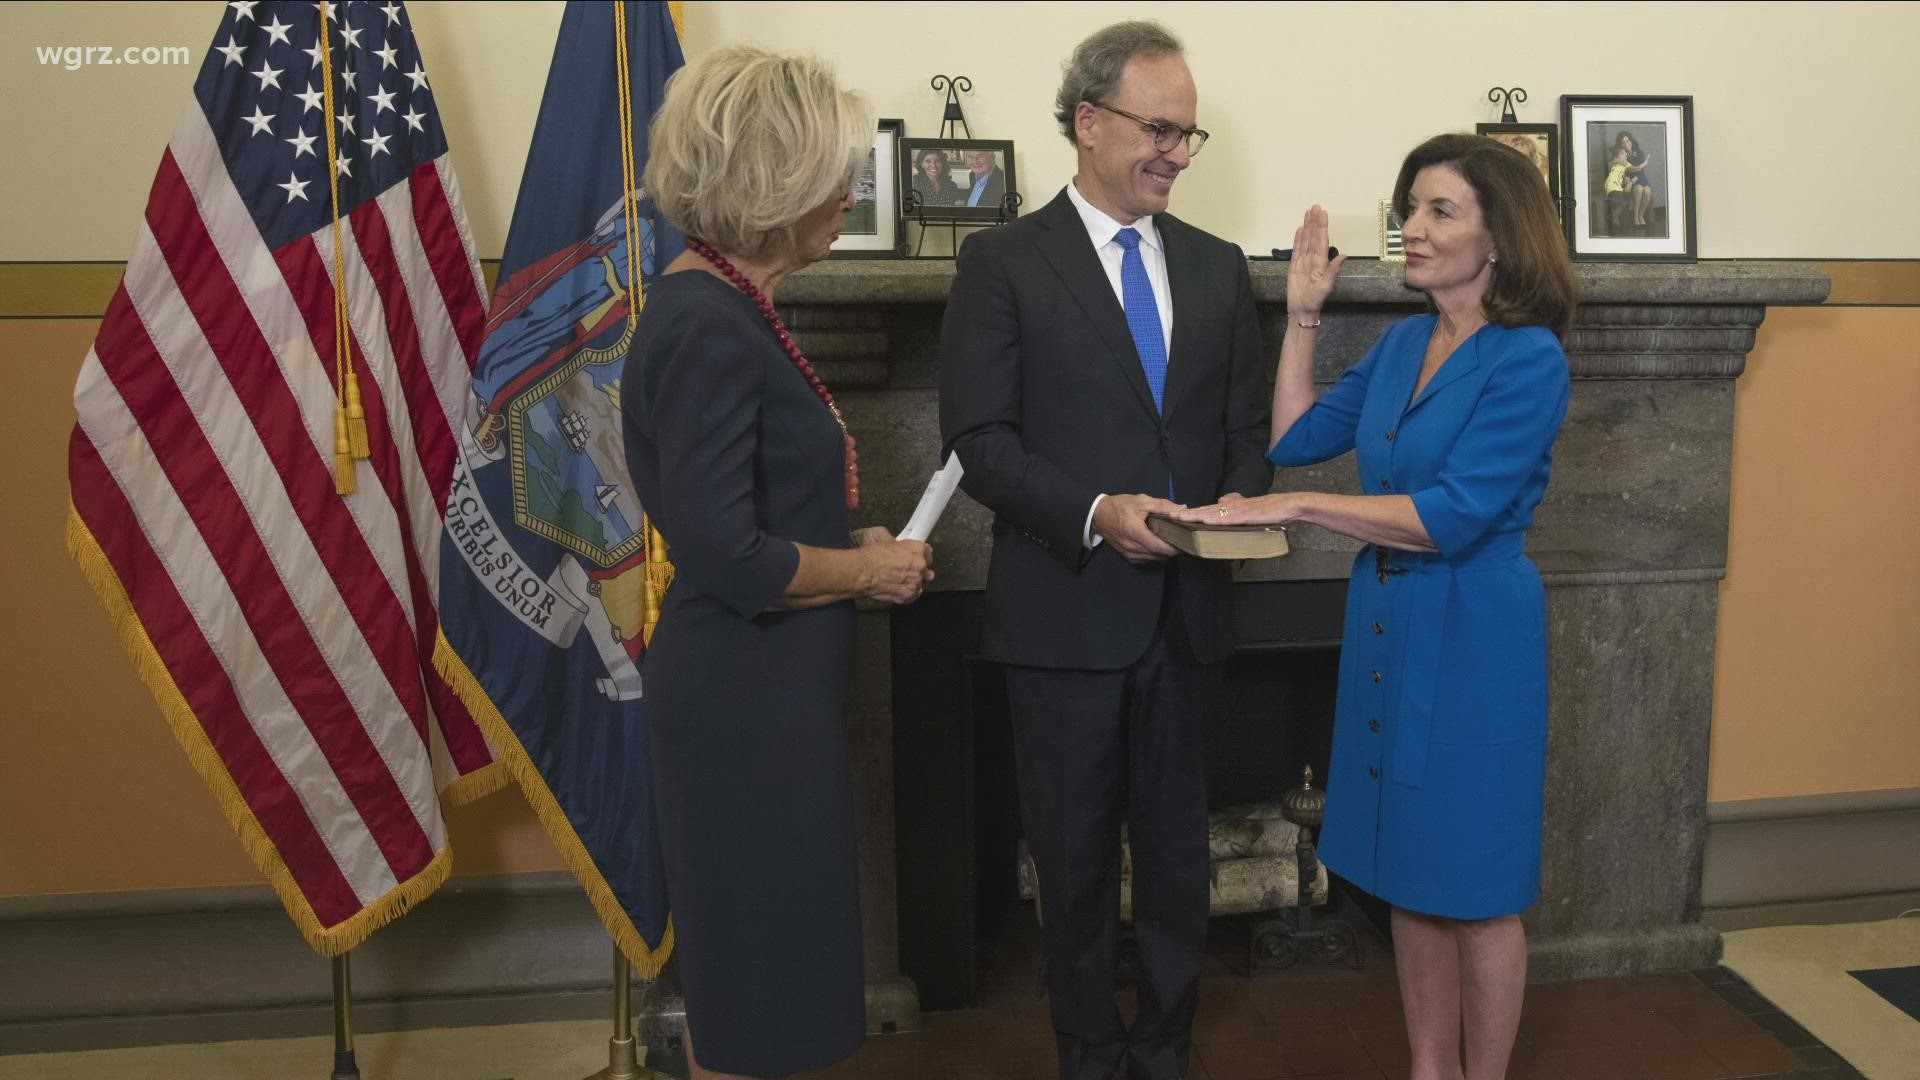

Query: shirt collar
1066;179;1160;253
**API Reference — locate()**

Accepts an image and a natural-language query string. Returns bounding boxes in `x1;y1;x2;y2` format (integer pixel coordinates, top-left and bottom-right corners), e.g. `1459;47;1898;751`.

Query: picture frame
898;138;1019;221
1378;199;1404;261
1476;121;1559;204
1559;95;1696;261
832;118;906;258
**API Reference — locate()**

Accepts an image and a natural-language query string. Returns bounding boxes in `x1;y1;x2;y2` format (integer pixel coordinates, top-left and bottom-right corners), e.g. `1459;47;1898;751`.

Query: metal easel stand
904;191;1023;257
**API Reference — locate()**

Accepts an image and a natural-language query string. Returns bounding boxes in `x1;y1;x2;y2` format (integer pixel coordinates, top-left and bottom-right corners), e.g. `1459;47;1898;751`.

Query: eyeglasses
1090;101;1209;156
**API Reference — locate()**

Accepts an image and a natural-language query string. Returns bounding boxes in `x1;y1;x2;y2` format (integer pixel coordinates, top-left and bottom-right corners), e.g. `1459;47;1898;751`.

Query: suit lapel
1404;321;1486;419
1158;214;1202;422
1031;191;1159;419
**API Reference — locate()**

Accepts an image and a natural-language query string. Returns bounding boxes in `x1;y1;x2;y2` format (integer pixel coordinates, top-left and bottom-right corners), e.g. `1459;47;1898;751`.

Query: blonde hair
644;46;872;261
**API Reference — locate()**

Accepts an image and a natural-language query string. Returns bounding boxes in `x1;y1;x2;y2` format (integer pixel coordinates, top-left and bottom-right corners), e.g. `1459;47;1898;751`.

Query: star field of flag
196;0;449;250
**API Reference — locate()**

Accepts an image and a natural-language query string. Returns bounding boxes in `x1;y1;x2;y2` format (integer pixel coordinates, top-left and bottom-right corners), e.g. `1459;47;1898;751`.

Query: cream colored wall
3;1;1919;260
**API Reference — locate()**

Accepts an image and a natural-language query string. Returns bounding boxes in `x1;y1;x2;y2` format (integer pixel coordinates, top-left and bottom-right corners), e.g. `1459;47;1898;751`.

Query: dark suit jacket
966;167;1007;209
939;189;1271;670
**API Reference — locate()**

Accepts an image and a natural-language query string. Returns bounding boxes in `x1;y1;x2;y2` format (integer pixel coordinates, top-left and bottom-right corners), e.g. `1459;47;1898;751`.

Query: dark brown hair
1391;133;1579;338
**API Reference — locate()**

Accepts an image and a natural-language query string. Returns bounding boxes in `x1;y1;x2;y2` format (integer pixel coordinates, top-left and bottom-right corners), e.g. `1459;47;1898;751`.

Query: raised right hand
1093;493;1183;564
860;538;934;605
1287;205;1348;319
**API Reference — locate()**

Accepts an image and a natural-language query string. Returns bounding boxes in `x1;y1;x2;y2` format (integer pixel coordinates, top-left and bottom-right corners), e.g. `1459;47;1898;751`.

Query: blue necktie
1114;227;1167;414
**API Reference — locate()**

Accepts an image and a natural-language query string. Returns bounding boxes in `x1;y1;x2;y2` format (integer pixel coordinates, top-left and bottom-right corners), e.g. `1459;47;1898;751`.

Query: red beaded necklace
686;236;859;509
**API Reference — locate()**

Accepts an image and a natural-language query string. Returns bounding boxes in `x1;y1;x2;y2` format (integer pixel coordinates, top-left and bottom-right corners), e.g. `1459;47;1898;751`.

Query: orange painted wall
0;320;564;895
4;307;1916;896
1706;306;1920;802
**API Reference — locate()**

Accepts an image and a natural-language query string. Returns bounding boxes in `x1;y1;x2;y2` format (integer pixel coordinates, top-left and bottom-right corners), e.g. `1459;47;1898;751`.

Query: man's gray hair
1053;21;1184;144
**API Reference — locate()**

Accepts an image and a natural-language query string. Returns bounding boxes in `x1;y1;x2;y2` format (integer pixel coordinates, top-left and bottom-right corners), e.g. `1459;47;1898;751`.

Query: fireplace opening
892;580;1365;1011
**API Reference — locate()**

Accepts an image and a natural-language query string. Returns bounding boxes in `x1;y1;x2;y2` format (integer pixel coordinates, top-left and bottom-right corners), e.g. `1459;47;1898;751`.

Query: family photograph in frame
831;118;906;258
898;138;1018;220
1476;121;1559;204
1560;95;1696;261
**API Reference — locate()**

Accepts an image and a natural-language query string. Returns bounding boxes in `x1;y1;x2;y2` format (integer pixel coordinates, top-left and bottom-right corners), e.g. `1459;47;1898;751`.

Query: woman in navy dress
1177;133;1576;1080
624;47;933;1080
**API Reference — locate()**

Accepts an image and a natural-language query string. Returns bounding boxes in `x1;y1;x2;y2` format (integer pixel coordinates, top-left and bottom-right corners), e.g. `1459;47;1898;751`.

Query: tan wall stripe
2;260;1913;318
0;261;504;319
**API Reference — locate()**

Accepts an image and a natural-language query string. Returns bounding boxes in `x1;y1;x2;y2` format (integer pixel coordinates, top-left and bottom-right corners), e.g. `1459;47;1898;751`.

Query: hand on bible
1094;493;1183;563
1171;492;1306;528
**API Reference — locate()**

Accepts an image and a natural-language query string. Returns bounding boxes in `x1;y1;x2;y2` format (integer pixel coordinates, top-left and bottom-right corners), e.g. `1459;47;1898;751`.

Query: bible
1146;513;1291;560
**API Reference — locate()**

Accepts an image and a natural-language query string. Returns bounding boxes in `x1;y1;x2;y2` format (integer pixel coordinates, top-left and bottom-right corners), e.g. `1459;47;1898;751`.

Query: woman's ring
1217;507;1230;517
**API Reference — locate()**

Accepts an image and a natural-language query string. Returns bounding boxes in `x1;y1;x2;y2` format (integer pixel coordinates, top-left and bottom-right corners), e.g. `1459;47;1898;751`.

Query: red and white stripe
69;104;496;933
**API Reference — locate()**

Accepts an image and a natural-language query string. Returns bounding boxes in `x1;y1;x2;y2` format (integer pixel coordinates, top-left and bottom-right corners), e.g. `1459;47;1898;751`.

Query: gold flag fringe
432;628;674;978
64;503;457;956
439;757;511;808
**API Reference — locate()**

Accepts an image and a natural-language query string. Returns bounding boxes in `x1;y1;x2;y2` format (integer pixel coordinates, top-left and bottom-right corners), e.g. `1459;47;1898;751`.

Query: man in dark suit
961;148;1008;209
938;20;1270;1080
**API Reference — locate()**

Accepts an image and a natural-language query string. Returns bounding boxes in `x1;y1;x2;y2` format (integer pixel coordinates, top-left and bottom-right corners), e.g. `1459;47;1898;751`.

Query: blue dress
1270;315;1570;919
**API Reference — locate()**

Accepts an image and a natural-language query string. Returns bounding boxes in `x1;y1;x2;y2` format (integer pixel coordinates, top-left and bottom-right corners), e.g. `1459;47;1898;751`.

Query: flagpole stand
588;948;661;1080
330;953;361;1080
639;951;689;1080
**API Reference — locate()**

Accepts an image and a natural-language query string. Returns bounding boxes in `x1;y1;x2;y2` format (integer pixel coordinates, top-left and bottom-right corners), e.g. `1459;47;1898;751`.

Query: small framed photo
832;118;906;258
1476;122;1559;204
898;138;1018;221
1560;95;1696;261
1378;199;1404;261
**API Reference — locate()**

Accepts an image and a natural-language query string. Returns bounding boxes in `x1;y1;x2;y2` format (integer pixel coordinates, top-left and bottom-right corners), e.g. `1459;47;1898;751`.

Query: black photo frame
1559;95;1696;261
1476;121;1560;205
831;118;907;258
898;138;1019;222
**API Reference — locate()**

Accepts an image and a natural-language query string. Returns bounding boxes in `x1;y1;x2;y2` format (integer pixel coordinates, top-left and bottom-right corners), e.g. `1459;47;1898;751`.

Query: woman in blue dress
1176;133;1576;1080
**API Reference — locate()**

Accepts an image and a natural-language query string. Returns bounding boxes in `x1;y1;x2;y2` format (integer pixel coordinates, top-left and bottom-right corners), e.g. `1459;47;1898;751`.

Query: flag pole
330;952;361;1080
587;945;646;1079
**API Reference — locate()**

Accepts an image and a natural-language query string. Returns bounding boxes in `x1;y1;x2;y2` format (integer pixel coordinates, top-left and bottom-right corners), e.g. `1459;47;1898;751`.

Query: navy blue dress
621;272;864;1075
1270;315;1570;919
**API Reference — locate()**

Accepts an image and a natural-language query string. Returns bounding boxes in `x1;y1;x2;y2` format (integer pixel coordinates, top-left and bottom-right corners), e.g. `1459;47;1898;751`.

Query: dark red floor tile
1196;1038;1294;1080
1278;1030;1376;1075
1701;1032;1806;1076
1664;999;1772;1042
1350;1024;1409;1068
1620;1040;1736;1080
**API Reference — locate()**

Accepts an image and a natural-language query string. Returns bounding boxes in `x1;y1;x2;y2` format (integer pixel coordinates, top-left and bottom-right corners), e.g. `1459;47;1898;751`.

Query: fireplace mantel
786;256;1828;1016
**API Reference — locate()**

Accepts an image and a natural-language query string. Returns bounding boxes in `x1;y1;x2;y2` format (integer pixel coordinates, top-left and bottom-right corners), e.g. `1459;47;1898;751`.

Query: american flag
66;0;501;953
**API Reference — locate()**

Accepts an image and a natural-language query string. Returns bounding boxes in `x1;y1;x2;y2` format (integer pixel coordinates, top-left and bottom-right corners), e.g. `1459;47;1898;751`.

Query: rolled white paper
899;451;964;542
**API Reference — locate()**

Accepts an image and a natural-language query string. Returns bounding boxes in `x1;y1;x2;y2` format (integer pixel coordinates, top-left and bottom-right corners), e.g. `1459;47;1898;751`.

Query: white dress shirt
1065;180;1175;548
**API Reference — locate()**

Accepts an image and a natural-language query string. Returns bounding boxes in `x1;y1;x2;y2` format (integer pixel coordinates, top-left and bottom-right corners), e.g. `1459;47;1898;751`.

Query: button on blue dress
1270;315;1570;919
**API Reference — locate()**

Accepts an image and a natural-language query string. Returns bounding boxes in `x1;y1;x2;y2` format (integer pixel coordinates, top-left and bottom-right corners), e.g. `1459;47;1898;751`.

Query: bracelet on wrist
1292;313;1322;329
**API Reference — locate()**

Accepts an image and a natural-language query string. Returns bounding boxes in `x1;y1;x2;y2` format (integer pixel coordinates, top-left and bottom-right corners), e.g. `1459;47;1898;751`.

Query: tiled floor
797;966;1859;1080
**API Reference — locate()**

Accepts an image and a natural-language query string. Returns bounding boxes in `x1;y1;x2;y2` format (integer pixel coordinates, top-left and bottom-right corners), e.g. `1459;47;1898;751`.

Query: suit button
1368;766;1380;779
1369;718;1381;732
1372;621;1384;634
1386;428;1395;441
1381;479;1393;491
1371;671;1382;683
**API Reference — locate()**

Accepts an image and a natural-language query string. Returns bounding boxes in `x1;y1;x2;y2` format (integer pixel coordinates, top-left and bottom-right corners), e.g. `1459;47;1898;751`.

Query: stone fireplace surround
799;257;1831;1025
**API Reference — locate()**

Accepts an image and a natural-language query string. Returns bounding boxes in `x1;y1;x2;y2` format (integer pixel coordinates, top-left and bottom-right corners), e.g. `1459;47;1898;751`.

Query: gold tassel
333;405;356;495
345;377;370;459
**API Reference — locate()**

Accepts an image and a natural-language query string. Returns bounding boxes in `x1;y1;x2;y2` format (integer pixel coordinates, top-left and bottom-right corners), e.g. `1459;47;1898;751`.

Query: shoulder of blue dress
1481;324;1572;389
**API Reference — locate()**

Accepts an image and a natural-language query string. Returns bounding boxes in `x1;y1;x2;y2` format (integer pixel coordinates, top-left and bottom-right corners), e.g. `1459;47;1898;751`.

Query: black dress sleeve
642;297;801;618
